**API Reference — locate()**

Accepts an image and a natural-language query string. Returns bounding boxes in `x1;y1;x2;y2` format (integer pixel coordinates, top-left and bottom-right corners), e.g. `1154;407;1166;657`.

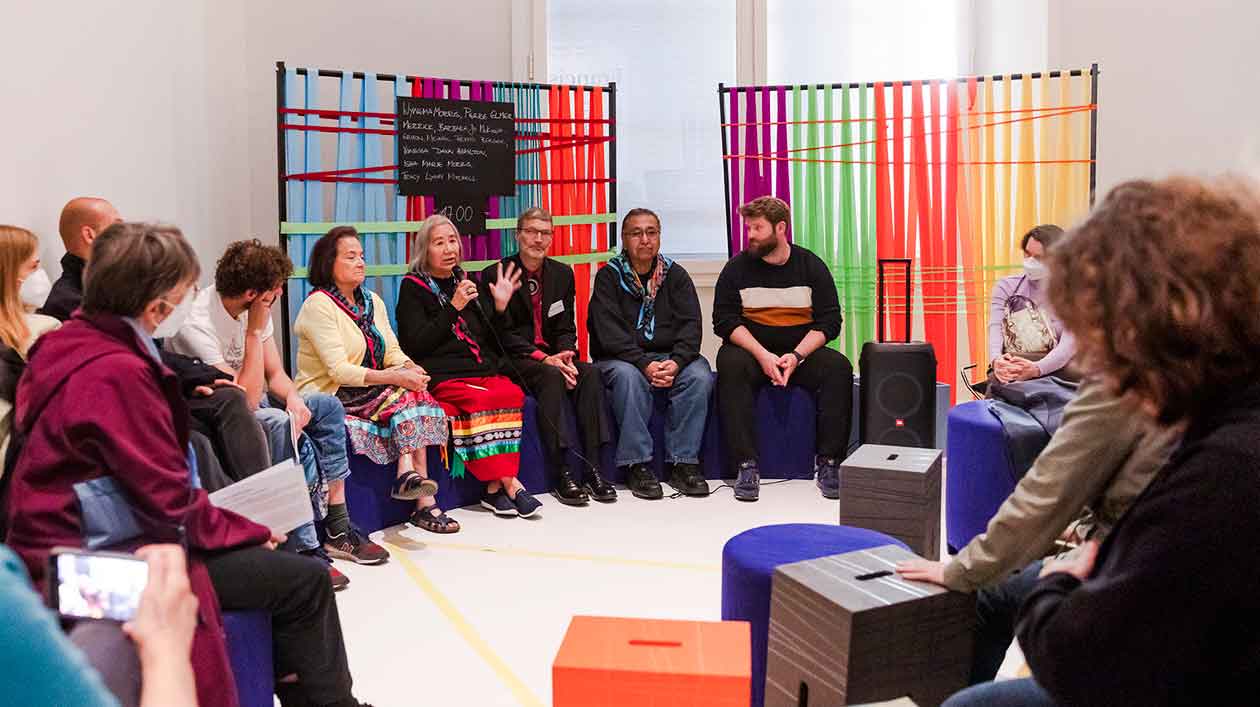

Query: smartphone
48;547;148;622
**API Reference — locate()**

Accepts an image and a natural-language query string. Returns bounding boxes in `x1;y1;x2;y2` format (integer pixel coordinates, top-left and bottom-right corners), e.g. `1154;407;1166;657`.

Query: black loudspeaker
859;342;937;448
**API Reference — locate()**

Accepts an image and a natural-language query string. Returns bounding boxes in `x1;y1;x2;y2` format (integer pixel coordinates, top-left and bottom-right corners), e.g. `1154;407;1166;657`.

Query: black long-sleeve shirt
712;245;842;355
480;255;577;358
587;261;702;371
395;274;500;385
1016;382;1260;707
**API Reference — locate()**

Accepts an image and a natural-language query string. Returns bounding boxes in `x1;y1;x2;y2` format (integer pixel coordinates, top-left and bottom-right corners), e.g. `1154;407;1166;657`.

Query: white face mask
1023;257;1047;281
153;289;195;339
19;269;52;308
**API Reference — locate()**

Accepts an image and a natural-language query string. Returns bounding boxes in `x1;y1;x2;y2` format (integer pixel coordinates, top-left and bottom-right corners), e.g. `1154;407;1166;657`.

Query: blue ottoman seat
945;400;1019;552
721;523;909;707
222;610;273;707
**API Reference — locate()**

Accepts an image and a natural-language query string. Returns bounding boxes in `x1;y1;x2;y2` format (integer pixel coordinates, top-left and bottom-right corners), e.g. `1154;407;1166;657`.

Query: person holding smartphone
2;223;367;707
1;543;198;707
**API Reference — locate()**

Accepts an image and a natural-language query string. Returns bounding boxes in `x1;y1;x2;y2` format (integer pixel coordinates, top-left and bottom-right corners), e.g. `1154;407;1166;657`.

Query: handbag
72;443;199;550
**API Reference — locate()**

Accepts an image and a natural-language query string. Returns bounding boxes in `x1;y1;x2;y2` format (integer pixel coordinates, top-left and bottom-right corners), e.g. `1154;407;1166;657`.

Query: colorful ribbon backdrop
279;66;616;364
720;68;1097;400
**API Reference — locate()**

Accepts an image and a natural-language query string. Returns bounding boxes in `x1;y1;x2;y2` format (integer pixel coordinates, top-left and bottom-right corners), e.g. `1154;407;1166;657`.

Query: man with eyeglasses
480;207;616;505
588;208;712;500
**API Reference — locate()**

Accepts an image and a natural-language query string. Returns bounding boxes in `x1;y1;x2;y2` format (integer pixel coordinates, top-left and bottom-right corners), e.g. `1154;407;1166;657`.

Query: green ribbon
280;212;618;235
288;249;618;279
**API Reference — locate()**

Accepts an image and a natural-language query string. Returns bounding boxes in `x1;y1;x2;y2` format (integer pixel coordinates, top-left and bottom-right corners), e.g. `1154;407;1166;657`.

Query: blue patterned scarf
608;252;673;341
316;286;387;370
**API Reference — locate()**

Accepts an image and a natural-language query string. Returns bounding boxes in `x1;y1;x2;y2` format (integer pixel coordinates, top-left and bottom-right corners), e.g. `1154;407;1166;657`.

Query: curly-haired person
169;239;389;589
944;176;1260;707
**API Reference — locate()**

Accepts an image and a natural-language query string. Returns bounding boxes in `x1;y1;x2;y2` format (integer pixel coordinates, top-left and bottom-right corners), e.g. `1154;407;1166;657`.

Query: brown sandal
409;504;460;534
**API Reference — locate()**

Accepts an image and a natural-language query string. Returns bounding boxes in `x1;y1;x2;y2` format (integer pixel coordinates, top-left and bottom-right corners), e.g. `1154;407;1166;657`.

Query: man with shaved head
39;198;121;321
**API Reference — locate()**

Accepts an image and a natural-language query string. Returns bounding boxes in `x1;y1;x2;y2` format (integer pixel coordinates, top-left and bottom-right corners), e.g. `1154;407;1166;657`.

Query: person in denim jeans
170;241;389;590
587;208;712;500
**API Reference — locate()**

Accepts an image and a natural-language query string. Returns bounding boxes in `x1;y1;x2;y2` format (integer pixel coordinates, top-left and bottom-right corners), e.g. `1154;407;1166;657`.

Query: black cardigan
395;274;502;386
1016;382;1260;706
586;260;702;371
479;255;577;358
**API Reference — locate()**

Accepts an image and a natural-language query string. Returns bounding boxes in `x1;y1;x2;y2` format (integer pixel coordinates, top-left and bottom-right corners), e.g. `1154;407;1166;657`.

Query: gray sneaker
815;456;841;499
733;461;760;502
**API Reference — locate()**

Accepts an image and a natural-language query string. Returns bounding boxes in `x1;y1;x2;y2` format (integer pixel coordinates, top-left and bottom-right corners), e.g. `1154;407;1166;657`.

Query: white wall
1048;0;1260;196
1;0;514;278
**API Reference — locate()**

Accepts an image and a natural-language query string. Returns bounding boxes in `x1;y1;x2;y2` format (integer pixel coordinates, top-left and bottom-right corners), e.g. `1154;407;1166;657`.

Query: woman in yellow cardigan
294;226;456;532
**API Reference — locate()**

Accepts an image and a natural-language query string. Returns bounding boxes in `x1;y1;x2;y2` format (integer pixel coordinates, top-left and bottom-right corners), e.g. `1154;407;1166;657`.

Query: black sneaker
668;462;710;497
301;547;350;591
481;488;518;516
583;467;618;503
815;455;841;499
324;527;390;565
511;488;543;518
623;463;663;500
551;466;589;506
733;460;760;502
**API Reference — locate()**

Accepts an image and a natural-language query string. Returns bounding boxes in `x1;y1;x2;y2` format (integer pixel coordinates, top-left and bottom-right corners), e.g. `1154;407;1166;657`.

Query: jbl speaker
859;342;937;448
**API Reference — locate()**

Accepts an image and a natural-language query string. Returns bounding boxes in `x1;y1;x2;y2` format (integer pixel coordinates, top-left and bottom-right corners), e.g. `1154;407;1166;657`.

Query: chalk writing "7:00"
440;205;480;222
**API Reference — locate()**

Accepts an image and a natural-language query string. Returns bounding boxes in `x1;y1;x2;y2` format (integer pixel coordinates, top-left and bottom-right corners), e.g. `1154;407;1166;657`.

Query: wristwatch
789;350;805;364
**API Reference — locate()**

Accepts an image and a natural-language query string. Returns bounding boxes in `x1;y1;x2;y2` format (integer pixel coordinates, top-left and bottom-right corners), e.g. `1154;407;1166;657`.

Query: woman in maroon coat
3;223;364;707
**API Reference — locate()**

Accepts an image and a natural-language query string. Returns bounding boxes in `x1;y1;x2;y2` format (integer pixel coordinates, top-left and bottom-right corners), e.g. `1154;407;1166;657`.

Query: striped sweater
713;245;843;354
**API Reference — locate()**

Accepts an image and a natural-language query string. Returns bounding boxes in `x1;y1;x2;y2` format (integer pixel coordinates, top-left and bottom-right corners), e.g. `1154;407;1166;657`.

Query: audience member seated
293;226;449;529
897;377;1181;682
396;216;540;520
943;176;1260;707
3;222;365;707
40;197;272;487
713;196;853;502
0;225;60;460
481;207;615;506
986;224;1077;387
587;208;711;500
0;543;198;707
170;240;387;587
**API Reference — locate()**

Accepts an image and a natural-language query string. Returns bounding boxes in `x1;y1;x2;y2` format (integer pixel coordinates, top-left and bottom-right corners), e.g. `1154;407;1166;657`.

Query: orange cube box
553;615;752;707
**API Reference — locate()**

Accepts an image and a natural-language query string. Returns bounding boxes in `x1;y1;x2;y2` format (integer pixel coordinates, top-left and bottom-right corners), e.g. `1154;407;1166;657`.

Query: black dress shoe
583;467;618;502
552;467;590;506
668;462;710;497
623;463;663;500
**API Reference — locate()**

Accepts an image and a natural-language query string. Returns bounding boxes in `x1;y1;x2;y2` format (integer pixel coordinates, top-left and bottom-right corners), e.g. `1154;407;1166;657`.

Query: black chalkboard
396;96;515;198
434;194;488;235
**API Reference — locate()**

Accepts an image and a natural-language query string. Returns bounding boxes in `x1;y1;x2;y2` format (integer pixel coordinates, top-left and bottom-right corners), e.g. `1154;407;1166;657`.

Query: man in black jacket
481;207;615;505
588;208;712;500
40;198;271;485
713;196;854;502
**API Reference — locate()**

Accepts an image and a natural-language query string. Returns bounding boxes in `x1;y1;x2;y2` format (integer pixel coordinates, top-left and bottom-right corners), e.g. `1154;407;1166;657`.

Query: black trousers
716;343;854;464
505;358;608;475
190;430;235;492
203;546;353;705
187;386;271;482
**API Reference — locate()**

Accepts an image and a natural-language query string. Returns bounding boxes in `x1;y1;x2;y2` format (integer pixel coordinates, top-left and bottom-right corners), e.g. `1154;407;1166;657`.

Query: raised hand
489;261;523;312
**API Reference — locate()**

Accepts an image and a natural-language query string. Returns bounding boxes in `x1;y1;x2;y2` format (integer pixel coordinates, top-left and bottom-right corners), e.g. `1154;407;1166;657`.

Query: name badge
548;300;565;317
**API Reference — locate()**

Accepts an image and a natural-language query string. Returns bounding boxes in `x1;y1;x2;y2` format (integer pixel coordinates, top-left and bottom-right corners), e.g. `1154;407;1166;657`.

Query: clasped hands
992;353;1041;384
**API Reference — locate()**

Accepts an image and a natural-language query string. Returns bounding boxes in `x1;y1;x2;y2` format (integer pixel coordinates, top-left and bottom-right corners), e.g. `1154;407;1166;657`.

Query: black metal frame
717;66;1101;257
275;62;617;363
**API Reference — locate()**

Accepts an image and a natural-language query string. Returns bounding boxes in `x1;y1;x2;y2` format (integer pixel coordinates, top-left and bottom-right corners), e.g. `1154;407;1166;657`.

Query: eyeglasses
624;228;661;240
519;227;553;238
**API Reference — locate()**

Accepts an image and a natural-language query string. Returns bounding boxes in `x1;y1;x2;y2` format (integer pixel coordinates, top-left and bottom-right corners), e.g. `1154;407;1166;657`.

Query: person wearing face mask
40;197;273;488
396;215;539;521
987;224;1078;385
169;240;388;586
480;207;616;506
3;222;369;707
0;226;61;464
294;226;452;532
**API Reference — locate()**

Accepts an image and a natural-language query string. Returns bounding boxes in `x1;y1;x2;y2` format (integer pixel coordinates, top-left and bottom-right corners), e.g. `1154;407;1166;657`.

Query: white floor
333;480;1022;706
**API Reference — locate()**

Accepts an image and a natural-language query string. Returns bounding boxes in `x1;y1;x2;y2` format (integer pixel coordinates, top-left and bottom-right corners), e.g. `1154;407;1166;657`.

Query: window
767;0;965;85
549;0;737;257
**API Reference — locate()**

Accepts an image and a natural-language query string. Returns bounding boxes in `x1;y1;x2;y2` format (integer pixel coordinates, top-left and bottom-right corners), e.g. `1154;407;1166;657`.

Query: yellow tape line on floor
416;540;721;572
381;541;546;707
